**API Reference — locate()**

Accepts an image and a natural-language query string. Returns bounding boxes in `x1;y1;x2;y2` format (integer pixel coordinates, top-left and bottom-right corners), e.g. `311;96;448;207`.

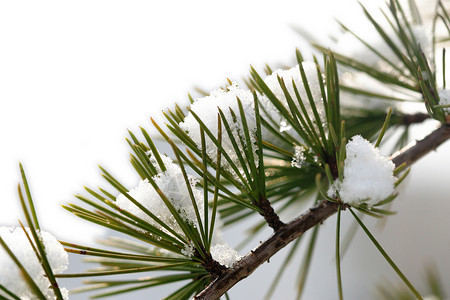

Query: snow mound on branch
116;153;204;236
180;82;257;173
332;135;395;207
210;243;241;268
0;226;69;299
262;62;325;132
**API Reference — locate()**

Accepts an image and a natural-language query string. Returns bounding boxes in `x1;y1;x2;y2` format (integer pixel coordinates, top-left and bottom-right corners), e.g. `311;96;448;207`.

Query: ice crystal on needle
116;153;204;236
291;145;306;168
181;242;195;257
180;82;257;172
0;226;69;299
331;135;396;207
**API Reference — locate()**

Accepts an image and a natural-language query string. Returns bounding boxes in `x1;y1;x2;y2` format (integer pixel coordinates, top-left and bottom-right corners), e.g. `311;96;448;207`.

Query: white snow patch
0;226;69;299
116;153;204;236
262;62;325;132
291;145;306;168
423;296;440;300
333;135;396;207
438;88;450;113
181;242;195;258
180;82;258;174
210;243;241;268
411;25;433;58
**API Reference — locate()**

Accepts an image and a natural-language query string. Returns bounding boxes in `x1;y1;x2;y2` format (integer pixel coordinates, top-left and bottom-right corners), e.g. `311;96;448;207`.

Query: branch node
202;252;227;278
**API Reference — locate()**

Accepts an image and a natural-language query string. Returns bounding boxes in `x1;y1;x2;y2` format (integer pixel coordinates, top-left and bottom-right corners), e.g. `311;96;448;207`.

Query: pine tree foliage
1;0;450;299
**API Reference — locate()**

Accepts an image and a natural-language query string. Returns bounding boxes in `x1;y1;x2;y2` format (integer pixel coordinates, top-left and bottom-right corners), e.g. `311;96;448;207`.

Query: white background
1;1;449;299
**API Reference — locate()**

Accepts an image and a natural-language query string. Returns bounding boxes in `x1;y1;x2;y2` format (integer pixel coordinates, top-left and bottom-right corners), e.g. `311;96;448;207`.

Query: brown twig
256;196;285;231
194;123;450;300
390;124;450;166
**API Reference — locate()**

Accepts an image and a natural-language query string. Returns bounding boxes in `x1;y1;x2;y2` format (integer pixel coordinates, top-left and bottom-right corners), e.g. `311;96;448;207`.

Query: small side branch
401;113;429;126
196;123;450;300
256;196;285;231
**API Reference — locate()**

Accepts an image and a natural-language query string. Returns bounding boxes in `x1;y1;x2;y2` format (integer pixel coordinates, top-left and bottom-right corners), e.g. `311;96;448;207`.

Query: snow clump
210;243;241;268
262;62;325;132
291;145;306;168
180;82;257;173
329;135;396;207
0;226;69;299
116;153;204;236
181;242;195;257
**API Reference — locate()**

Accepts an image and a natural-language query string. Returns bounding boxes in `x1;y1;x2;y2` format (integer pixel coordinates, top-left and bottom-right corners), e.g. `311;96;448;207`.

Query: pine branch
194;201;339;300
195;123;450;300
255;196;285;231
390;123;450;166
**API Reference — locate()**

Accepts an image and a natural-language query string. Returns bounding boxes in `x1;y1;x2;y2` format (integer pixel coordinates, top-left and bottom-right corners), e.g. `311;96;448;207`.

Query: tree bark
390;124;450;166
194;123;450;300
